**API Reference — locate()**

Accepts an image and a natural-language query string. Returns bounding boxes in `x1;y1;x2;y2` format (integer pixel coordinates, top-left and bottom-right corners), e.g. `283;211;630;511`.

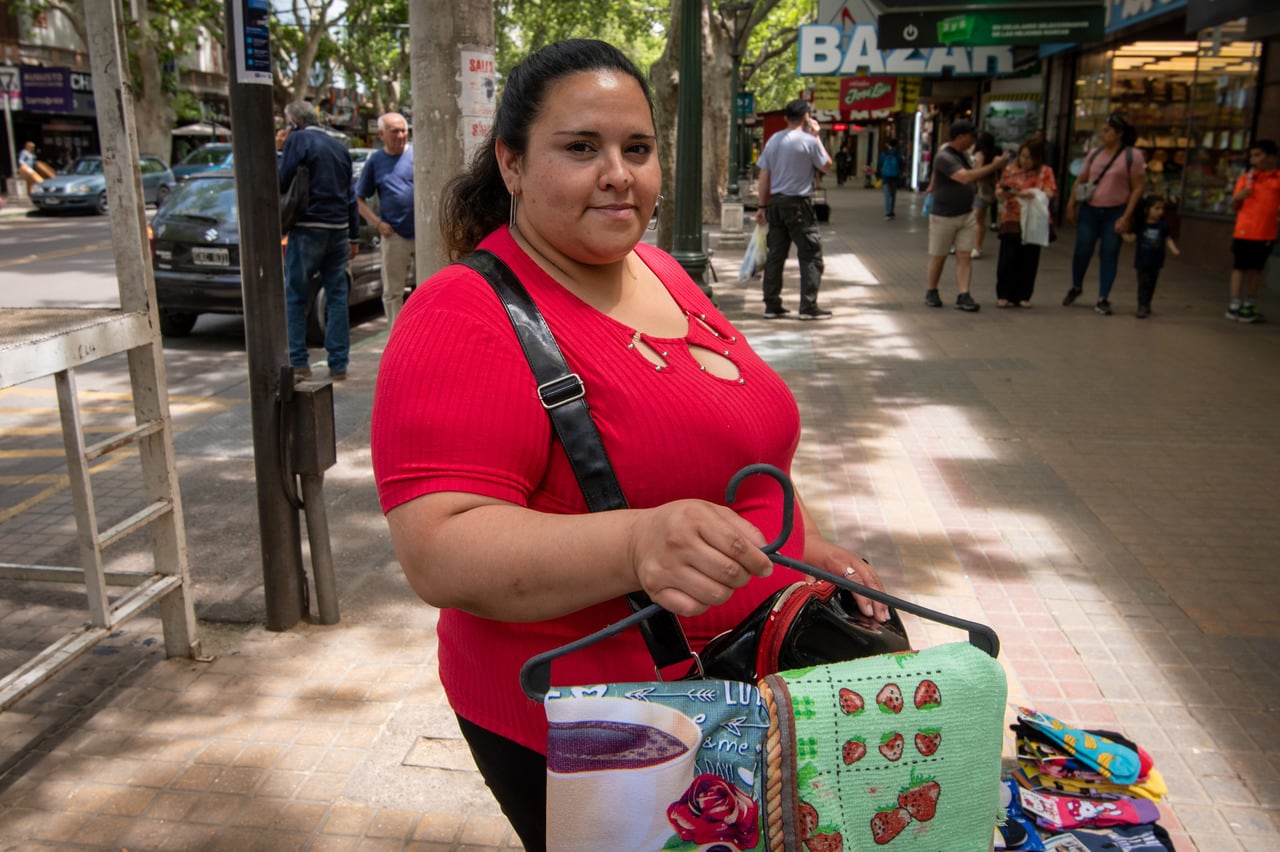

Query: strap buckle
538;373;585;409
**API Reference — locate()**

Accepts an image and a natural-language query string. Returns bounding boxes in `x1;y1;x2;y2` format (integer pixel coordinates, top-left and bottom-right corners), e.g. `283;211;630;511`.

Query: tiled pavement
1;185;1278;849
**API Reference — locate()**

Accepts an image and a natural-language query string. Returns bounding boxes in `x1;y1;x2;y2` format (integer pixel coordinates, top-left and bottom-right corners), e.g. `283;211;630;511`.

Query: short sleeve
355;155;375;199
371;267;552;513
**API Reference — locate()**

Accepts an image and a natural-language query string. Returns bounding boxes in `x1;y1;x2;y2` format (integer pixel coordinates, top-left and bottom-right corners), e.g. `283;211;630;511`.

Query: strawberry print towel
760;643;1007;850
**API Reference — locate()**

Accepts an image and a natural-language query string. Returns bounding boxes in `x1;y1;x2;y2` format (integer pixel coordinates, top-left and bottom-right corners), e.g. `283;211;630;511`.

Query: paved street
0;184;1277;849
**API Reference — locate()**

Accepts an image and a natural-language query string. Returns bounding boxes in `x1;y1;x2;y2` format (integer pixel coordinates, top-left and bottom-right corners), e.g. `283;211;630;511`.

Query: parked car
348;147;376;182
30;155;175;215
148;171;412;342
172;142;234;179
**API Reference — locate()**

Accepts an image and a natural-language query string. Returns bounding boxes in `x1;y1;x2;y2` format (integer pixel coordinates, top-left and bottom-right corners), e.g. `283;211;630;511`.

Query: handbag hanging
528;465;1005;852
461;250;926;682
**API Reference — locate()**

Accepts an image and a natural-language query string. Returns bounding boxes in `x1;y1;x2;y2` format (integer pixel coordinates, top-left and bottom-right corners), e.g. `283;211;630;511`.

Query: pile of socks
996;706;1175;851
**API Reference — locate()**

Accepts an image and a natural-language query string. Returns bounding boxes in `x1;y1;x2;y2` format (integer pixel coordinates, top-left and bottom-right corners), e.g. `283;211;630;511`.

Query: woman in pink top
1064;114;1146;315
370;39;891;850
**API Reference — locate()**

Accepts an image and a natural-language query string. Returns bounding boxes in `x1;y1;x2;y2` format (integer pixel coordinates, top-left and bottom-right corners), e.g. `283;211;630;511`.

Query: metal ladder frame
0;2;201;710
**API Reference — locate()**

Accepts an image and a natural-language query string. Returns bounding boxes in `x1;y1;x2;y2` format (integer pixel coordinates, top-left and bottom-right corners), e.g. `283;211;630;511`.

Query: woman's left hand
1115;214;1131;235
803;537;891;622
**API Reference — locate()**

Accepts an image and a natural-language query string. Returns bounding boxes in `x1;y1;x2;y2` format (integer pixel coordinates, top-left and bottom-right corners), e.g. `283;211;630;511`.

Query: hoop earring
648;195;663;231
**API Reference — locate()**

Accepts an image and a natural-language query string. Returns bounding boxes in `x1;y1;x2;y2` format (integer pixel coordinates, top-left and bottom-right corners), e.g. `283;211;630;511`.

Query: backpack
880;150;901;178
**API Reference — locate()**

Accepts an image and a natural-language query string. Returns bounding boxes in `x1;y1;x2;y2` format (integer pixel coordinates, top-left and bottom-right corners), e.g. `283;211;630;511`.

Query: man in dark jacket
278;100;360;380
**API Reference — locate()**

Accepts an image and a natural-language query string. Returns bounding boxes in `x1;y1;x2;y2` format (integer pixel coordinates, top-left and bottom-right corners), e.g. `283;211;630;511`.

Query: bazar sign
841;77;896;112
798;24;1015;76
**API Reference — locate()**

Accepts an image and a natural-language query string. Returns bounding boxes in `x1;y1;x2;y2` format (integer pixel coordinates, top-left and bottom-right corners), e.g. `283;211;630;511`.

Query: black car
148;171;410;342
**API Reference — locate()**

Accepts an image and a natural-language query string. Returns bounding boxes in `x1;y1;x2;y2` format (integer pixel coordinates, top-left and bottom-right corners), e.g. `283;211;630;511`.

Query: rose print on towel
667;773;760;848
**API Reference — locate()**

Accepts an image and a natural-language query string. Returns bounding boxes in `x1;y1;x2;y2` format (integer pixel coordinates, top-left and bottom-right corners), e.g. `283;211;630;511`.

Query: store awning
1186;0;1280;37
874;1;1105;49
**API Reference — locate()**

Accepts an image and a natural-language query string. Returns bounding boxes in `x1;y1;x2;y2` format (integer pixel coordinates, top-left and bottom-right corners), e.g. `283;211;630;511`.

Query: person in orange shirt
1227;139;1279;323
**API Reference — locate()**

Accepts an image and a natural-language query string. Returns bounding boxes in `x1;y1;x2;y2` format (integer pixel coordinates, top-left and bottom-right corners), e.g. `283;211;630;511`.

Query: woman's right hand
627;500;775;617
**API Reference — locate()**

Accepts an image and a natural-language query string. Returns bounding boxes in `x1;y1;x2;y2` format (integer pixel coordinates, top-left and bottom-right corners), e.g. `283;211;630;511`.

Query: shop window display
1068;20;1260;219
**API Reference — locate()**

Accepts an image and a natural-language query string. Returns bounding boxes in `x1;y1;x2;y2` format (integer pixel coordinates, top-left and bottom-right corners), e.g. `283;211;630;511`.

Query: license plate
43;198;60;206
192;247;229;266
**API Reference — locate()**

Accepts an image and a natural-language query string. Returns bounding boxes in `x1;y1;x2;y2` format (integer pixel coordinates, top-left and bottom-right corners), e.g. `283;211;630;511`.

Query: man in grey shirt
754;99;833;320
925;119;1008;312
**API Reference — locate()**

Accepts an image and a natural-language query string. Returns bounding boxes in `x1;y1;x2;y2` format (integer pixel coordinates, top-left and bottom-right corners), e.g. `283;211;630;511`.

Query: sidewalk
1;184;1277;849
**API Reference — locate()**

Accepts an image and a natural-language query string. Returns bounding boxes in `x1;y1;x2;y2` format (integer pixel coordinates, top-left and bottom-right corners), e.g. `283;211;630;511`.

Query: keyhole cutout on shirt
690;344;740;380
632;334;668;369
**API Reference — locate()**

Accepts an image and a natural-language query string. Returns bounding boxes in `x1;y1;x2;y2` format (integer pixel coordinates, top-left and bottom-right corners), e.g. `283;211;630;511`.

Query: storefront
1042;0;1280;267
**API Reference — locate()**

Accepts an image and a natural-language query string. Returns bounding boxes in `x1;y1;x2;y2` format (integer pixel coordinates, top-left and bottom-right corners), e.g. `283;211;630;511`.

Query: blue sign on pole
737;92;755;117
19;67;72;113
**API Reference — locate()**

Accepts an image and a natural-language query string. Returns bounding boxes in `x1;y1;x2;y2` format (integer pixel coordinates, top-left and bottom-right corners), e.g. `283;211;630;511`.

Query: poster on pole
232;0;273;85
0;65;21;110
460;50;497;167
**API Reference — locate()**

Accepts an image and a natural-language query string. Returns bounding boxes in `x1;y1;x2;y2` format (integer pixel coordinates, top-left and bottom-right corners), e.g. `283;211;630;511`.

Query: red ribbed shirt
371;228;806;753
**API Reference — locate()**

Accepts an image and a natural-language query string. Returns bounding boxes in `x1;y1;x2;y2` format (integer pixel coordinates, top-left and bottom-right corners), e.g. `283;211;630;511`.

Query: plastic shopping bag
738;224;765;282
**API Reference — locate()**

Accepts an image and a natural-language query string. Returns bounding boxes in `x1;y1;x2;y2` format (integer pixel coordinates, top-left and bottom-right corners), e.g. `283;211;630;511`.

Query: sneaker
798;307;833;321
925;289;943;308
1238;305;1265;324
1094;299;1112;316
1136;305;1151;319
762;306;791;320
292;366;312;380
1063;287;1082;306
329;369;348;381
970;248;982;259
955;292;980;312
1225;303;1241;320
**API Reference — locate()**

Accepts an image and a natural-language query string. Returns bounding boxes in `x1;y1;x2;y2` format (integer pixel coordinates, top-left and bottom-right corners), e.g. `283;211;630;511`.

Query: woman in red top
370;40;890;850
995;139;1058;307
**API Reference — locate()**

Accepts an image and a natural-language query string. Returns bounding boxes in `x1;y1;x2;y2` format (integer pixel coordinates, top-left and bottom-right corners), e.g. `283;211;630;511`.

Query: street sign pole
0;67;19;197
223;0;307;630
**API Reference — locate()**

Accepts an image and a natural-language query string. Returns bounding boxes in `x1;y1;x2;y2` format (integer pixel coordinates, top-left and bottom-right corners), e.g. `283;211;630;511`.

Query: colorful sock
1016;708;1141;784
1018;789;1159;831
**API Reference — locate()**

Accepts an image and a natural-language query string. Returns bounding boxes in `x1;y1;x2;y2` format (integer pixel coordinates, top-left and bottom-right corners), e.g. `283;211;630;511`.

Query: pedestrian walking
1063;114;1145;316
356;111;415;330
1225;139;1279;323
995;139;1057;308
877;140;904;220
1124;196;1179;318
18;141;40;193
970;132;1000;258
369;39;892;851
924;119;1009;312
754;99;834;320
278;100;360;381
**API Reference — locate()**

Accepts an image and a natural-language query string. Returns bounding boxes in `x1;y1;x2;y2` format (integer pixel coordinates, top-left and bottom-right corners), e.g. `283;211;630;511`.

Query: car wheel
95;191;108;215
155;185;170;208
158;311;198;337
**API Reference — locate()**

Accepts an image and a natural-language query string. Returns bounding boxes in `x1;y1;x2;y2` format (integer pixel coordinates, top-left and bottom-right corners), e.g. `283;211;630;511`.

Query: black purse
459;251;993;695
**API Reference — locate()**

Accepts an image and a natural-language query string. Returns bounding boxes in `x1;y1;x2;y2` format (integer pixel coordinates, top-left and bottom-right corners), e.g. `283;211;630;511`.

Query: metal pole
726;55;741;202
672;0;708;291
299;473;339;625
223;0;306;630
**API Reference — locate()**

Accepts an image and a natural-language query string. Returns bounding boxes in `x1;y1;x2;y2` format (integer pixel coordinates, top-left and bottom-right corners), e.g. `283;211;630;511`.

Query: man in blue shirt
754;100;833;320
278;100;360;380
356;112;414;330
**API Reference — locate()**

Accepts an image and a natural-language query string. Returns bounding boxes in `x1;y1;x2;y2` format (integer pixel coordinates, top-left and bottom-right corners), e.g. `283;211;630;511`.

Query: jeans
882;178;898;216
1071;204;1125;299
762;195;824;312
284;226;351;373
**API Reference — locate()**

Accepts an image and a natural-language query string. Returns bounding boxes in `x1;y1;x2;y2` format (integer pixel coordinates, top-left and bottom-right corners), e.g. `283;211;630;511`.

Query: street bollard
289;378;340;625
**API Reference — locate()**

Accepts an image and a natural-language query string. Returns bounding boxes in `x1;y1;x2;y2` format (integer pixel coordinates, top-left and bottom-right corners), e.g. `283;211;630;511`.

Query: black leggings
456;714;547;851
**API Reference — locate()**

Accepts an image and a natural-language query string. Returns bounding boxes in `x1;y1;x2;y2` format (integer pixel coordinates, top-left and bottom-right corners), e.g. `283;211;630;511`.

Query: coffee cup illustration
546;697;702;851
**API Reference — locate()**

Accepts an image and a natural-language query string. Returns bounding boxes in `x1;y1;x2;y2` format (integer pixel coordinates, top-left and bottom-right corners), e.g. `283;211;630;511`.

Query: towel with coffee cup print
758;643;1007;850
544;680;770;851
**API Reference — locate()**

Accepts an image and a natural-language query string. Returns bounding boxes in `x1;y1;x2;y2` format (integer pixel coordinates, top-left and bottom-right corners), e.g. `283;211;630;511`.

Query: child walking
1125;197;1179;318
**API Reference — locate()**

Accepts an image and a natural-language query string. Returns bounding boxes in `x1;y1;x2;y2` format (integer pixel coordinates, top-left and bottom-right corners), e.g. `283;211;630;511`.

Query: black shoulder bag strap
459;249;696;673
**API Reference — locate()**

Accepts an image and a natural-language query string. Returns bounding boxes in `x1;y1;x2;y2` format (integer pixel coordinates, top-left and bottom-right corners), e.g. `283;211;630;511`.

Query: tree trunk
703;16;732;225
649;1;679;252
130;0;175;159
411;0;494;272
